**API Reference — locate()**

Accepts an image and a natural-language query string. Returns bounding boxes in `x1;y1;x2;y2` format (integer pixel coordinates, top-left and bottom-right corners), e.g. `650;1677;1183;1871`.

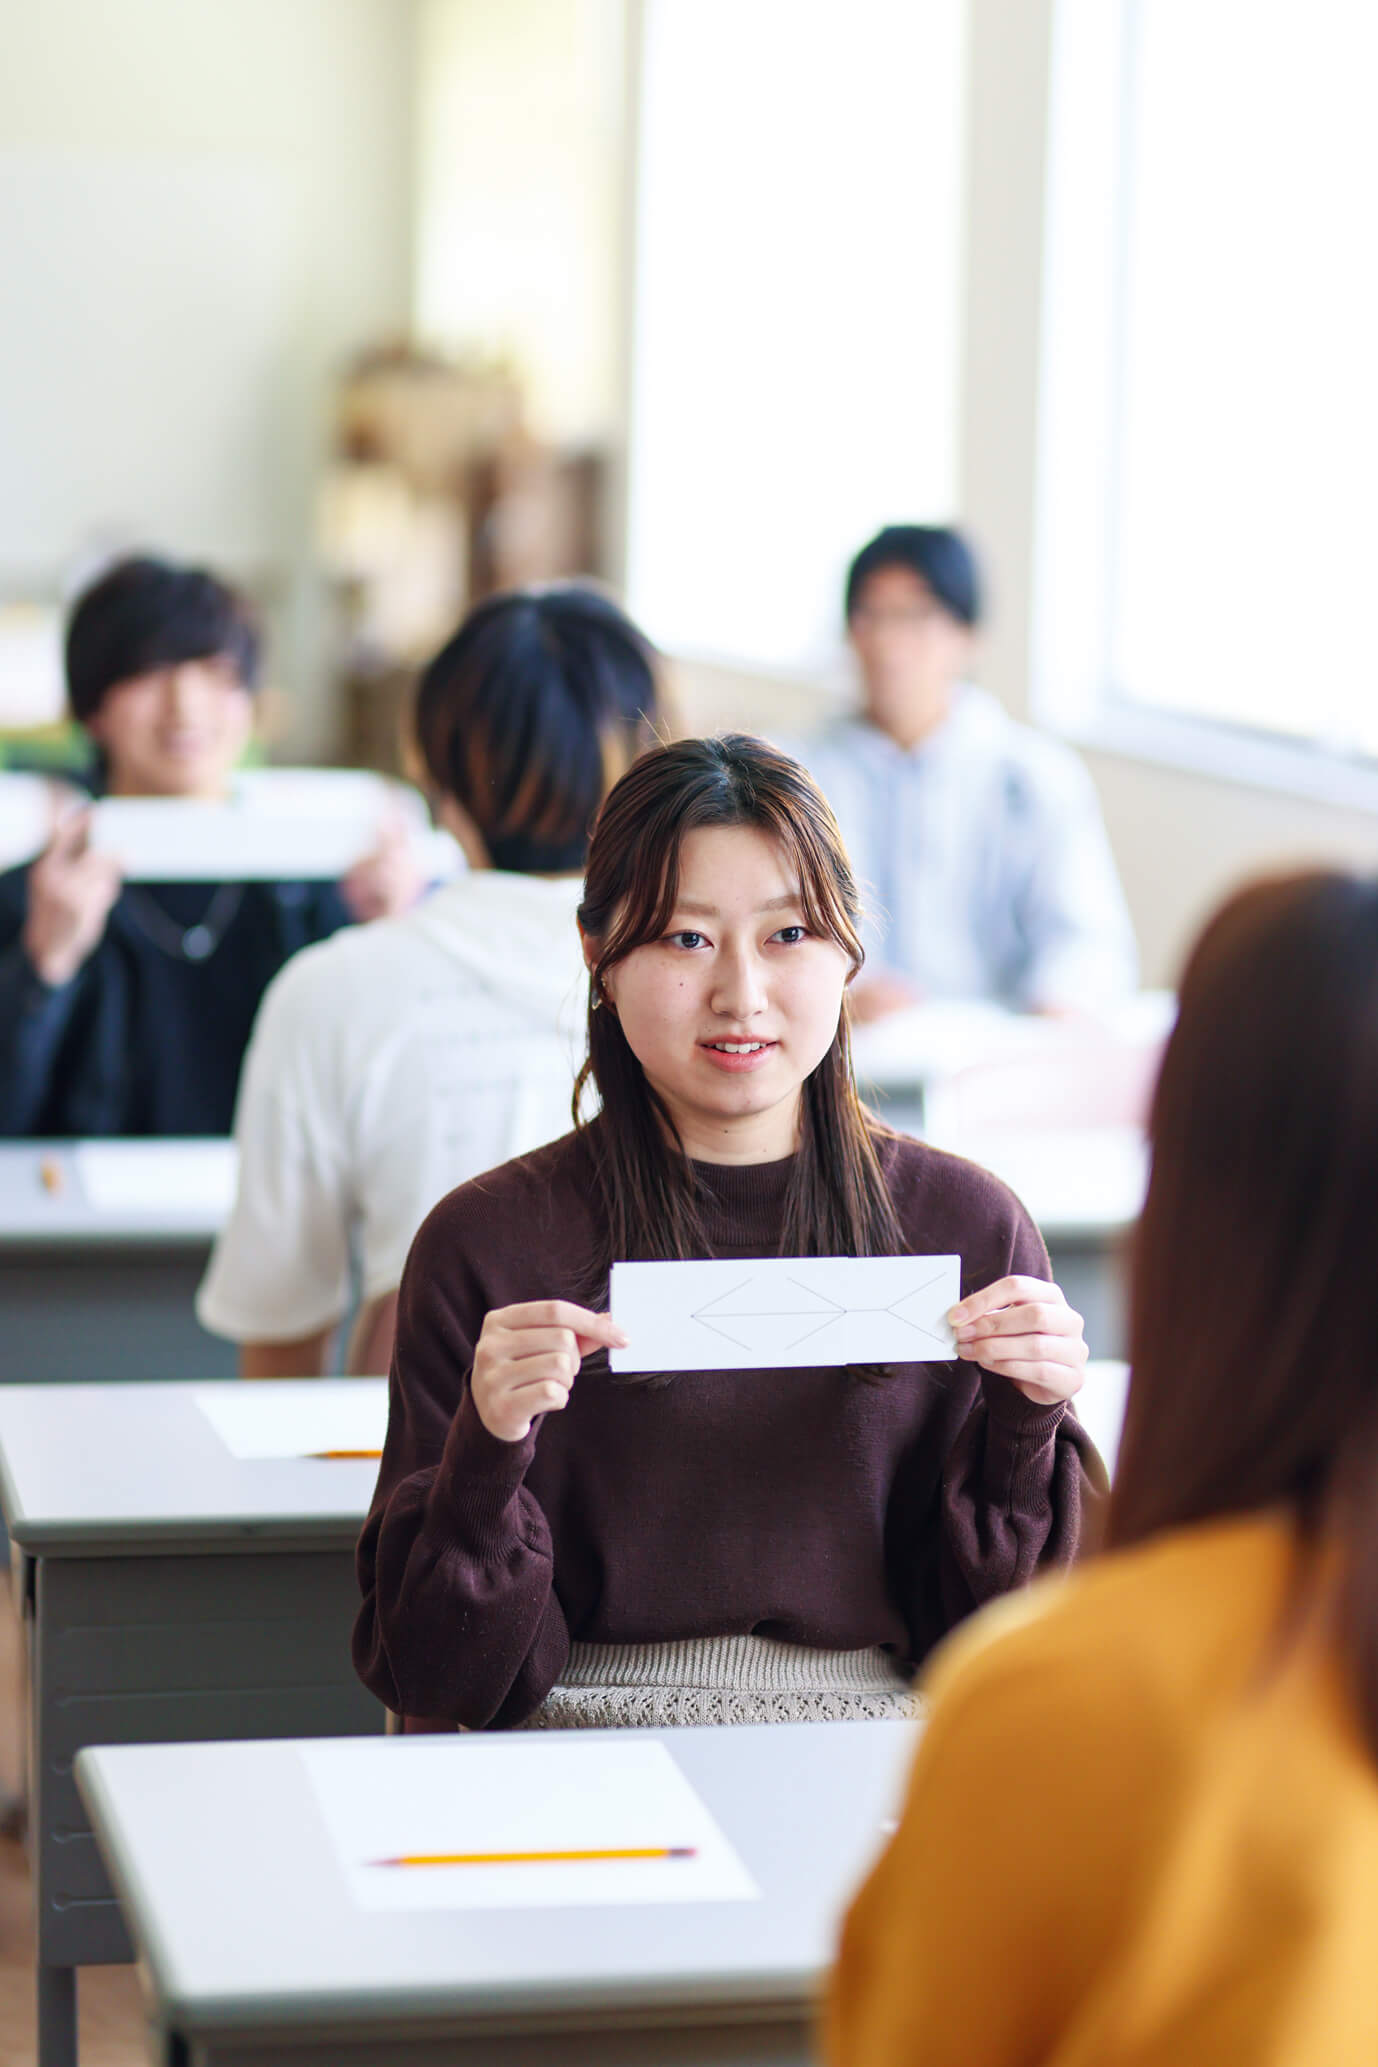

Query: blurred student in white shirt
784;526;1137;1023
197;585;664;1376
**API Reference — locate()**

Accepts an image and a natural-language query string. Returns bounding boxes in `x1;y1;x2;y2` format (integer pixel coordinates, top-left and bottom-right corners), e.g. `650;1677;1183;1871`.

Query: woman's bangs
600;828;683;968
596;783;863;977
773;814;863;971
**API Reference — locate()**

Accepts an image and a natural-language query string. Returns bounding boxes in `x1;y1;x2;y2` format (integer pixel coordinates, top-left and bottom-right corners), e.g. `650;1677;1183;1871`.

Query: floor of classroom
0;1592;145;2067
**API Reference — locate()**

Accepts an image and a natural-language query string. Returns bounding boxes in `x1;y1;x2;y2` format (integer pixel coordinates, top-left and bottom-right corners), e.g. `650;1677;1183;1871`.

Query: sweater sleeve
936;1375;1101;1622
895;1168;1108;1654
0;934;86;1136
825;1606;1167;2067
351;1203;571;1727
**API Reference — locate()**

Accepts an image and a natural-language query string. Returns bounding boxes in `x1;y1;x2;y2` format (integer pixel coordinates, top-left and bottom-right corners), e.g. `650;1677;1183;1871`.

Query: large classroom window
625;0;968;678
1035;0;1378;803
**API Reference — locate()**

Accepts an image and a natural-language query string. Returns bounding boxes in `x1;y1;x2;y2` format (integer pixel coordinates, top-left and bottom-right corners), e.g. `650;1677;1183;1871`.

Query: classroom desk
1075;1358;1130;1479
0;1141;239;1382
852;996;1074;1112
944;1127;1147;1360
850;992;1172;1130
852;1001;1164;1362
0;1379;387;2067
76;1720;918;2067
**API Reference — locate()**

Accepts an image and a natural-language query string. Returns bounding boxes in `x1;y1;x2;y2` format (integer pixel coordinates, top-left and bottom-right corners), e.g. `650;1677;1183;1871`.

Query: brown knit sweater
353;1123;1103;1728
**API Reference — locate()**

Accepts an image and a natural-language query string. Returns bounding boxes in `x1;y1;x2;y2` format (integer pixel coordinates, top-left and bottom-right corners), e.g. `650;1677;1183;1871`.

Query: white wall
414;0;626;446
668;0;1378;987
625;0;967;677
0;0;417;756
958;0;1377;985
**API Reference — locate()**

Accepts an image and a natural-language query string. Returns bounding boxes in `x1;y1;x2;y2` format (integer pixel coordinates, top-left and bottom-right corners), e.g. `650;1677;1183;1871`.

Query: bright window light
626;0;968;676
1037;0;1378;790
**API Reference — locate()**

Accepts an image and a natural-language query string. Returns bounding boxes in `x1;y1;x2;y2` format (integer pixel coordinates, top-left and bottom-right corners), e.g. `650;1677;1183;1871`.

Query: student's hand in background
470;1300;629;1443
948;1277;1088;1407
847;971;920;1025
22;810;122;988
341;811;427;922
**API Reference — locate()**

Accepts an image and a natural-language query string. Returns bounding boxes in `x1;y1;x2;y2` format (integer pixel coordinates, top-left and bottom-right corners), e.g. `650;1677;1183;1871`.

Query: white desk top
853;997;1061;1088
0;1379;386;1553
851;991;1175;1095
0;1339;1128;1557
1075;1358;1129;1477
76;1721;916;2040
943;1124;1149;1238
0;1138;237;1243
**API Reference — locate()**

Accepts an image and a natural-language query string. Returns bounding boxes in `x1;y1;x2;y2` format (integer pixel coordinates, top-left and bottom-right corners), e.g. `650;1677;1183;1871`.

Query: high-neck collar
691;1150;796;1248
576;1113;799;1253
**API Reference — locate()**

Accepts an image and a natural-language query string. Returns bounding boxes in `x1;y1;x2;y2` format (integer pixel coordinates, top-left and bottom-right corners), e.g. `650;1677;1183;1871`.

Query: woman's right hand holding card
470;1300;628;1442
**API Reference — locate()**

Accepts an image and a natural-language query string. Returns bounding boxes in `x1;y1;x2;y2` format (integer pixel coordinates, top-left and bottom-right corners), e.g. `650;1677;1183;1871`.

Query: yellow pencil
373;1846;697;1867
308;1448;383;1460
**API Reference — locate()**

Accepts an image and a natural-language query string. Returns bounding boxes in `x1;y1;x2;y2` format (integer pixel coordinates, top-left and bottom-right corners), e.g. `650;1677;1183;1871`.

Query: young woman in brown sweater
353;735;1102;1729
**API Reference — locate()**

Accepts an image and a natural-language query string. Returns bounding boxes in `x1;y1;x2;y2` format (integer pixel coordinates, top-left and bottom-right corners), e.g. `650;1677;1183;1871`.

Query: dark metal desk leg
37;1959;77;2067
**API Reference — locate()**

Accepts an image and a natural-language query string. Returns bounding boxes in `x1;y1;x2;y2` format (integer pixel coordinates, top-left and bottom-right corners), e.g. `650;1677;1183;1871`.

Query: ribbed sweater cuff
433;1386;538;1544
8;947;79;1026
981;1375;1066;1491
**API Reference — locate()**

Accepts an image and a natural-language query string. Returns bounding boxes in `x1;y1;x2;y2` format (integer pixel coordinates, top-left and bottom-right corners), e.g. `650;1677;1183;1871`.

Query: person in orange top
828;868;1378;2067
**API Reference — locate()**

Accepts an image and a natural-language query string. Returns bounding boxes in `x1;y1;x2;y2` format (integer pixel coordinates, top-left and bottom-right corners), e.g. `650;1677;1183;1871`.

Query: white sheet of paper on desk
300;1736;760;1911
72;1139;238;1215
194;1380;389;1461
610;1254;960;1373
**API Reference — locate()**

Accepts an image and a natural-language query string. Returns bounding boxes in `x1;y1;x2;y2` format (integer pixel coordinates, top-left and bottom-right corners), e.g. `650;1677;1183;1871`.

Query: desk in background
0;1378;387;2067
942;1128;1147;1360
0;1140;238;1382
854;998;1167;1359
850;993;1173;1128
1076;1358;1130;1479
76;1720;917;2067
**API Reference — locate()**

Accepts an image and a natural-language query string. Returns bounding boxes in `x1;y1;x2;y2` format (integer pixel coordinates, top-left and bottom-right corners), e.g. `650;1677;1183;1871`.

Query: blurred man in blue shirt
786;526;1137;1021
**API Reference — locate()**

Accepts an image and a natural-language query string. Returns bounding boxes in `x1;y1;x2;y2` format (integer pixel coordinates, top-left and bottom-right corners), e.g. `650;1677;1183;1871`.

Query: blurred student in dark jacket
0;555;421;1136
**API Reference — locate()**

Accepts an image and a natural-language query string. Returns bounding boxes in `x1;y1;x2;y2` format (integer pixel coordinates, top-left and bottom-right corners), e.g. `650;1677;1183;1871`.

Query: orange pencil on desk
373;1846;698;1867
307;1448;383;1460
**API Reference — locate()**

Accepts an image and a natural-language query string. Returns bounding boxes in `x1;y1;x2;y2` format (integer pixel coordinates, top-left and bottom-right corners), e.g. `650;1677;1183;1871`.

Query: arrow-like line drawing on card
690;1268;952;1357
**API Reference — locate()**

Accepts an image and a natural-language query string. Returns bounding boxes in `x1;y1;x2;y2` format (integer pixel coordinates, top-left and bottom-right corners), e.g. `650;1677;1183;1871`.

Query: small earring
591;987;603;1012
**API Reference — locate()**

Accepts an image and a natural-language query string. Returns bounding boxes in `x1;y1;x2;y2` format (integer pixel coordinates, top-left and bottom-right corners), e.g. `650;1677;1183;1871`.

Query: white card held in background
194;1380;389;1460
300;1737;760;1911
87;796;370;880
85;794;461;884
610;1255;961;1373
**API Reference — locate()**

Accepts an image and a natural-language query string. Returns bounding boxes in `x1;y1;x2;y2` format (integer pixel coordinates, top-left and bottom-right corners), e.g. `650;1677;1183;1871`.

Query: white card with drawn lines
610;1255;961;1372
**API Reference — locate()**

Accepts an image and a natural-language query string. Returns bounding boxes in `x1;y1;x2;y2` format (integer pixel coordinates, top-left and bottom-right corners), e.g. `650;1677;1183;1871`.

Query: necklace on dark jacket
120;884;246;961
0;862;355;1136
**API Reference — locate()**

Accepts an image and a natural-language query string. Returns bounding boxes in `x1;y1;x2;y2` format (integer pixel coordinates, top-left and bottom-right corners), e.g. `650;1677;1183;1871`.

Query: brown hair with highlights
1106;870;1378;1761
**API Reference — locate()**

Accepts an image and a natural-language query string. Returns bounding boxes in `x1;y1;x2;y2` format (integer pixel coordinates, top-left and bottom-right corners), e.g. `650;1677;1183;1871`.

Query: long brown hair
1106;870;1378;1758
574;733;904;1279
